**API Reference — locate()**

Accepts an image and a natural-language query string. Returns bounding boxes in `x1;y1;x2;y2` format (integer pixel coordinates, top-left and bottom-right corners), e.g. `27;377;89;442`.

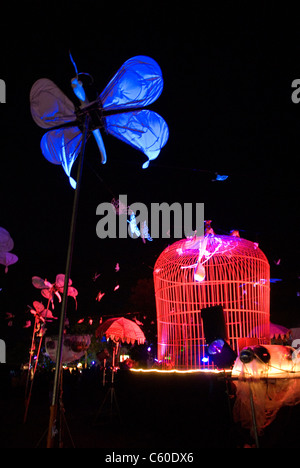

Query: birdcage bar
154;235;270;369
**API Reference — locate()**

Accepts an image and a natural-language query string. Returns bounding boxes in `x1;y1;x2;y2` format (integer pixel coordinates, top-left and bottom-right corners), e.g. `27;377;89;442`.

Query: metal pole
47;116;89;448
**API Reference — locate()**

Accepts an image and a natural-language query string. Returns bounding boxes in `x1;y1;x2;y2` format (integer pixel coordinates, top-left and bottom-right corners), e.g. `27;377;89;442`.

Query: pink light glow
194;263;206;282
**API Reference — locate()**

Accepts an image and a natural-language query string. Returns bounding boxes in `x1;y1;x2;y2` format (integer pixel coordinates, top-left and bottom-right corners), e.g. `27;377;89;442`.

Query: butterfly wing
41;127;83;188
32;276;48;289
100;56;164;111
0;251;18;272
30;78;76;128
31;56;168;174
100;56;168;166
104;109;169;168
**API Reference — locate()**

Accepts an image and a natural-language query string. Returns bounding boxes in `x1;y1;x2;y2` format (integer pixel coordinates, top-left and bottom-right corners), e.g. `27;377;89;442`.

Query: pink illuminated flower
29;300;57;322
32;274;78;308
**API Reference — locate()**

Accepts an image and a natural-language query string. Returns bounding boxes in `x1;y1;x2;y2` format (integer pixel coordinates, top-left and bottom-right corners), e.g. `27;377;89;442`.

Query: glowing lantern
153;234;270;369
194;262;206;282
45;335;91;364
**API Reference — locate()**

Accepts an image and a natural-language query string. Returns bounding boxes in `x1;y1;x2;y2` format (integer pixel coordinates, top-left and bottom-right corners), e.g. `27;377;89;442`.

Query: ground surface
0;366;299;450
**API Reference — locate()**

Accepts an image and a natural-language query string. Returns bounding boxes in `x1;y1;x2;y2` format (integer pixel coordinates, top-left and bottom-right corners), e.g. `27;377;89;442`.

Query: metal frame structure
153;235;270;369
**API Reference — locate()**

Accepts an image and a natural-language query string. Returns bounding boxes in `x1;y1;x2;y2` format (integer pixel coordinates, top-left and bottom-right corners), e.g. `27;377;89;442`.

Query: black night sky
0;3;300;364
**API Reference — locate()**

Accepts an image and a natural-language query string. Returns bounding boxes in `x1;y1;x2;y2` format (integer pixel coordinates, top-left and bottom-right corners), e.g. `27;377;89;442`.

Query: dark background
0;2;299;364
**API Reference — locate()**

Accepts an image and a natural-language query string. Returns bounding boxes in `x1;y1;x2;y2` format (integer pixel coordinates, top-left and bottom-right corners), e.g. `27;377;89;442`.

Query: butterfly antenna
78;72;94;85
69;51;94;84
69;50;79;77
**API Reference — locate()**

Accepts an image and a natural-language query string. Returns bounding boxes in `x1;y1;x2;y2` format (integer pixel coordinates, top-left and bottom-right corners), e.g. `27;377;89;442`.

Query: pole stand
46;115;89;448
94;342;122;425
94;382;122;426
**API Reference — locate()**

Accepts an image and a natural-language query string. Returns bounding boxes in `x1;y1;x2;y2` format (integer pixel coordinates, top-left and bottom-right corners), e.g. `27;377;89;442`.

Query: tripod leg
111;387;122;423
248;382;259;448
35;428;48;448
59;404;76;448
94;385;122;425
94;386;112;423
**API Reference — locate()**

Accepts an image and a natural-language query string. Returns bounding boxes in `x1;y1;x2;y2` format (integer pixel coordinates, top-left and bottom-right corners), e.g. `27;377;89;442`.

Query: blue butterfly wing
100;56;164;111
104;110;169;168
41;127;82;188
30;78;76;129
31;57;168;174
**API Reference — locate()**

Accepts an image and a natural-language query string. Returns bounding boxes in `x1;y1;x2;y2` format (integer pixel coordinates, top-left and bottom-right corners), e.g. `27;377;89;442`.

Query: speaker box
201;305;227;343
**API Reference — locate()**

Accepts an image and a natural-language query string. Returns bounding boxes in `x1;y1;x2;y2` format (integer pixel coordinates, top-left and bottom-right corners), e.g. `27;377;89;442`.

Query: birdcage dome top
153;234;270;369
154;234;269;273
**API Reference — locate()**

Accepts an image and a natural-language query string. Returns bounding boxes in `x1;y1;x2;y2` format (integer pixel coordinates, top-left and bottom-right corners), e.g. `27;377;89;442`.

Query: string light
130;368;231;375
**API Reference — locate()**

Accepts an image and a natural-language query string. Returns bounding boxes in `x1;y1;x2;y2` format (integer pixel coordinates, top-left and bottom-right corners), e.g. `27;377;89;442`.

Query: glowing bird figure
128;212;152;242
128;212;141;238
194;262;206;282
30;55;169;187
93;272;101;281
96;291;105;302
5;312;14;327
212;173;229;182
181;235;224;283
194;236;208;282
141;220;153;243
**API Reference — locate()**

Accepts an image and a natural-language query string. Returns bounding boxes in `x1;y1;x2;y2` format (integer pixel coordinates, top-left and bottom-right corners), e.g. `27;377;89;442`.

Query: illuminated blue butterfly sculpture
30;55;169;188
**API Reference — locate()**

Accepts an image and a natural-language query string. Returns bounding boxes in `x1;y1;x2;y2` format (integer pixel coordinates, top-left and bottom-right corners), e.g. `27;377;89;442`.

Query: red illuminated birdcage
153;234;270;369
